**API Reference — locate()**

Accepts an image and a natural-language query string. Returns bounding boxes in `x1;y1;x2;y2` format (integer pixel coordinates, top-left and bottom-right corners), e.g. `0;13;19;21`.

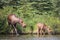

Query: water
0;35;60;40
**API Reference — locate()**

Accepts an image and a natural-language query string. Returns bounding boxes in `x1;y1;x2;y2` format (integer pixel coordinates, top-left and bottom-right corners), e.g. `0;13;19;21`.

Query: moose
37;23;53;36
7;14;26;35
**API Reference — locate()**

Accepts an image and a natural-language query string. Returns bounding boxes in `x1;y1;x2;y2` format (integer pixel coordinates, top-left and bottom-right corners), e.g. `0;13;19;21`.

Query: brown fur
7;14;26;35
37;23;52;36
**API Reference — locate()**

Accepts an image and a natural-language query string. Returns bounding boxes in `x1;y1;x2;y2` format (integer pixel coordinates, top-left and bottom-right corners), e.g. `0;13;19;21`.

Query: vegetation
0;0;60;34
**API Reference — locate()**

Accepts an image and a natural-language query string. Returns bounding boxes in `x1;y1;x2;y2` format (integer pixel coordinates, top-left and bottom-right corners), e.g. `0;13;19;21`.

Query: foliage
0;0;60;33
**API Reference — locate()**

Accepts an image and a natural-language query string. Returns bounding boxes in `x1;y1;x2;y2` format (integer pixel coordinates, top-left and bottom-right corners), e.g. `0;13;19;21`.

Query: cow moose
7;14;26;35
37;23;52;36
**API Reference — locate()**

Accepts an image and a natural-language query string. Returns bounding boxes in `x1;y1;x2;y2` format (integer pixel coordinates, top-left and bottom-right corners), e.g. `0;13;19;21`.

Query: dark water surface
0;35;60;40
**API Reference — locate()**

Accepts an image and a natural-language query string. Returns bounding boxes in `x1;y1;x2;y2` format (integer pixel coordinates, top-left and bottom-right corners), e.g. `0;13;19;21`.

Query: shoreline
0;32;60;35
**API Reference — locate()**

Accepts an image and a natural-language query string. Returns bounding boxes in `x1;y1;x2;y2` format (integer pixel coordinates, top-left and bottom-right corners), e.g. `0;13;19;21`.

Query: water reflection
0;35;60;40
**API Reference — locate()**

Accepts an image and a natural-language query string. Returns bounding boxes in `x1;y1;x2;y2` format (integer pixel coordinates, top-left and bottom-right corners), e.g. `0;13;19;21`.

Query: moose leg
37;28;40;37
13;24;19;35
47;30;51;35
14;27;19;35
40;28;43;35
42;29;45;36
8;22;13;34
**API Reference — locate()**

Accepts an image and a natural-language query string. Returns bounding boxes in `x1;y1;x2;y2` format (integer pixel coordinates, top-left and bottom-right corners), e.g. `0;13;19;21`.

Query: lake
0;35;60;40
